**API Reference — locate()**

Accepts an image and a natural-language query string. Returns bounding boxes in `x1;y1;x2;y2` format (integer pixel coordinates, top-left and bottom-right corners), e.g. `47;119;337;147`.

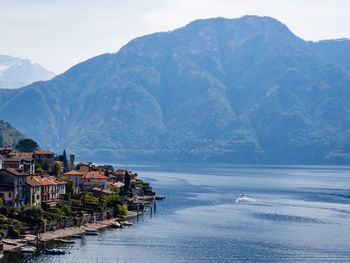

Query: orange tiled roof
64;170;83;176
4;168;27;176
82;171;108;180
34;150;54;155
26;176;43;186
26;175;67;186
14;152;34;160
0;147;12;151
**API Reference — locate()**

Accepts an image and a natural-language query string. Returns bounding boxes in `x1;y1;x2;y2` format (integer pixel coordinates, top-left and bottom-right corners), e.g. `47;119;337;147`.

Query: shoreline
3;209;146;253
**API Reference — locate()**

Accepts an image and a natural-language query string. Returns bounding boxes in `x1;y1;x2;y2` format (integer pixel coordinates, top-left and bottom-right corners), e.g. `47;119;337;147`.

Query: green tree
60;177;74;198
108;184;120;195
18;206;43;224
99;165;114;172
76;162;84;171
124;170;130;194
117;204;128;216
34;160;41;170
15;138;39;152
8;207;19;219
61;204;74;216
41;159;54;173
52;162;62;177
106;195;122;207
62;149;68;172
58;154;64;162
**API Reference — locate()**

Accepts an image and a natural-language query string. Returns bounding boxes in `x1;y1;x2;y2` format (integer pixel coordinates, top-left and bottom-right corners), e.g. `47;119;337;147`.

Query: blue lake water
5;164;350;262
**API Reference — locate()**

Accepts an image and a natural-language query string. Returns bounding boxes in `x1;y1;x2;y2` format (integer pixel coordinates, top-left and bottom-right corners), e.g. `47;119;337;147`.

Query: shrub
62;204;74;217
117;204;128;216
18;205;43;224
7;226;20;238
8;207;19;219
106;195;122;207
0;206;8;217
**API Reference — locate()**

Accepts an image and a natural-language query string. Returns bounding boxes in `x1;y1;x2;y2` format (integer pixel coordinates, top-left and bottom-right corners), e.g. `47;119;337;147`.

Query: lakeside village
0;141;157;256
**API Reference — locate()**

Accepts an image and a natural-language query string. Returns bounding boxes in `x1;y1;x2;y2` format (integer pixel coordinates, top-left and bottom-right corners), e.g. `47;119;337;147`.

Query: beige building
82;171;109;191
64;170;83;193
26;177;42;206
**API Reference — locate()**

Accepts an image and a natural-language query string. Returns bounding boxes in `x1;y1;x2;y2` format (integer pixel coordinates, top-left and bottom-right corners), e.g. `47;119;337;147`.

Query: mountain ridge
1;15;350;163
0;55;55;89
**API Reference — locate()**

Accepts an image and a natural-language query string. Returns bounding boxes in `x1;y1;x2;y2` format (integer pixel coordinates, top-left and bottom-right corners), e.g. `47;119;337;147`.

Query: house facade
0;187;14;207
64;170;83;193
26;177;42;206
2;152;35;174
82;171;109;191
0;168;27;207
28;175;67;204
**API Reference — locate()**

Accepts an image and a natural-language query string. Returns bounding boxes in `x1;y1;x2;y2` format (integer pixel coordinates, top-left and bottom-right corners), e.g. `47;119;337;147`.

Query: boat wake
235;195;254;203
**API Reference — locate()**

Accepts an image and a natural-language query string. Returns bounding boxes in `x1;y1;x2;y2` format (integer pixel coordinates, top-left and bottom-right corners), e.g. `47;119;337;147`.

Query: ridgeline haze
1;15;350;164
0;55;55;89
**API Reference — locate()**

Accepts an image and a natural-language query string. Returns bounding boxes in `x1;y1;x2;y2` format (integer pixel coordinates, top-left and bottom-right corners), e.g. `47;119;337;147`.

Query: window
37;195;40;200
8;192;11;198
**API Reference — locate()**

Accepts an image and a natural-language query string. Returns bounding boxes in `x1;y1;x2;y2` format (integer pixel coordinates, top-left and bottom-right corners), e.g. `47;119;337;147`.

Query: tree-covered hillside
0;120;25;147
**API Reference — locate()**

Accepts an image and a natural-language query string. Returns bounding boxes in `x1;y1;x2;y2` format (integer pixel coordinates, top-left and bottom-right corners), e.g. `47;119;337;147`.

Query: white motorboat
235;194;248;203
20;246;37;253
120;221;133;227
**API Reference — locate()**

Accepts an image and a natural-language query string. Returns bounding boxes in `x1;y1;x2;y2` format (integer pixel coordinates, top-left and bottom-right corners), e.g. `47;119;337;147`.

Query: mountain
0;55;55;89
0;120;25;147
310;38;350;72
0;15;350;164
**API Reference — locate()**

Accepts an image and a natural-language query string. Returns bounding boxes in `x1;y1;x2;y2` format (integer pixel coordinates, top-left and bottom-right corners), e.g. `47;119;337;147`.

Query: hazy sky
1;0;349;74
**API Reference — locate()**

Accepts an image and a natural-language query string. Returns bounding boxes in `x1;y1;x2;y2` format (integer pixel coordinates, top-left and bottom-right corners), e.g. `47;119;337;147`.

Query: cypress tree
63;149;68;173
124;170;130;194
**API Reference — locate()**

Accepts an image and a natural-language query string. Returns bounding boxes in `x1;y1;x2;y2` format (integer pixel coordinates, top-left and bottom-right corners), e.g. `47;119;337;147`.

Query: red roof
0;147;12;151
14;152;34;161
64;170;83;176
82;171;108;180
34;150;54;155
26;176;43;186
26;175;67;186
84;181;105;185
3;168;27;176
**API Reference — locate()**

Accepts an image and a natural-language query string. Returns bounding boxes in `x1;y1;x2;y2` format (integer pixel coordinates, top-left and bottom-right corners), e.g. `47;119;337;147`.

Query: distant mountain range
1;15;350;164
0;55;55;89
